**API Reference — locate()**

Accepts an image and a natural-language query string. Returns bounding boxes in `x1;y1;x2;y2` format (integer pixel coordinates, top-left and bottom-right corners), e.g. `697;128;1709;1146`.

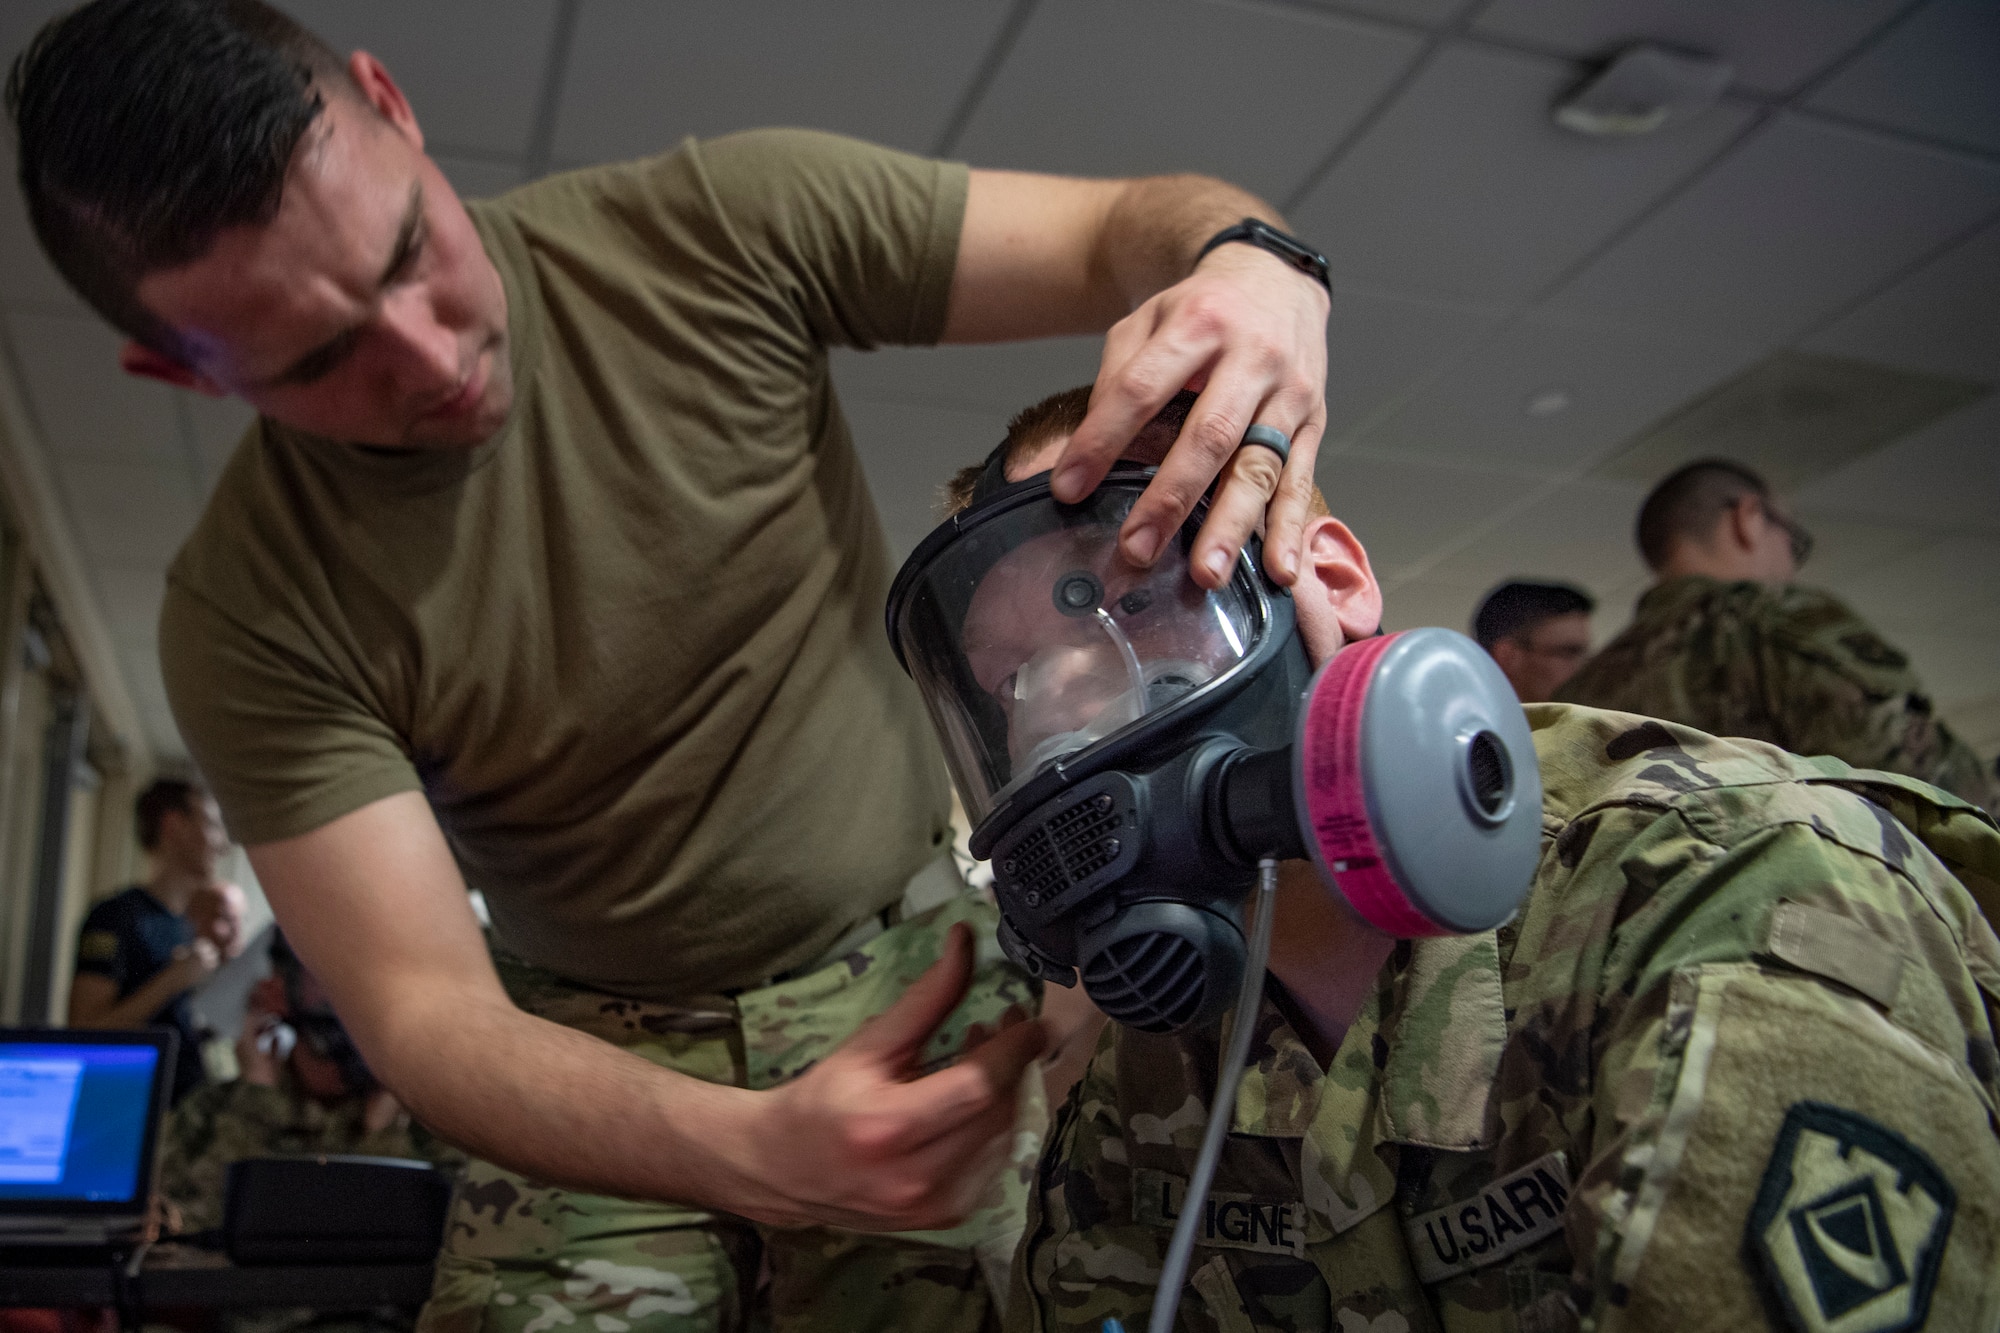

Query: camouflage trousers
416;864;1043;1333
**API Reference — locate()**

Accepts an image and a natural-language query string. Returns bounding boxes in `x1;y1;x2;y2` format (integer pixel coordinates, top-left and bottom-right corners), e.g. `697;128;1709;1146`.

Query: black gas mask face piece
888;465;1542;1036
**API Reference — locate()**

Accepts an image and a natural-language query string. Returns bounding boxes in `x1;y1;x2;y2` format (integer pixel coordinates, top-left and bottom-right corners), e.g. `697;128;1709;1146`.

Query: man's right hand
727;921;1046;1232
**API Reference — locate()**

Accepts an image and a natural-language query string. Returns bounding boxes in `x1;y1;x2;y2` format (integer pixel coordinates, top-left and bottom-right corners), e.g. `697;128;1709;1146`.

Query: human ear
347;51;425;151
1293;515;1382;650
118;342;224;395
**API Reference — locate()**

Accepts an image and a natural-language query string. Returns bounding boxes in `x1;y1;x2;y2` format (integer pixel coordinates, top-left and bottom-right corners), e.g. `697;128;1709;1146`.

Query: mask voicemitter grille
998;785;1129;911
1082;932;1207;1033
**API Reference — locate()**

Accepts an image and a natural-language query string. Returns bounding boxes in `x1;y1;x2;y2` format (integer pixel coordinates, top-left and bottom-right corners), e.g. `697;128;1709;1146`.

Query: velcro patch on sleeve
1749;1102;1954;1333
1133;1167;1306;1258
1403;1152;1572;1283
1765;901;1905;1010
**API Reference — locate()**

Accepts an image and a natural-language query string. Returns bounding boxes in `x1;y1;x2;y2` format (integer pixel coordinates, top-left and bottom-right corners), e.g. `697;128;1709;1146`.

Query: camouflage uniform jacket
1557;576;1999;816
1010;705;2000;1332
161;1071;465;1232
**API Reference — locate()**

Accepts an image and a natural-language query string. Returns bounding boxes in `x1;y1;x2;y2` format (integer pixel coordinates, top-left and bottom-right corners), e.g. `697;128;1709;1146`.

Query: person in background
1558;458;1999;815
159;930;462;1236
68;777;228;1103
1470;580;1595;704
188;880;249;963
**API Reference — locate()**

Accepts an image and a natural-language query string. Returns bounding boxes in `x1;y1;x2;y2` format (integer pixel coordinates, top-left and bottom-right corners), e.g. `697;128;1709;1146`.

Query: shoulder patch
76;930;120;964
1748;1102;1953;1333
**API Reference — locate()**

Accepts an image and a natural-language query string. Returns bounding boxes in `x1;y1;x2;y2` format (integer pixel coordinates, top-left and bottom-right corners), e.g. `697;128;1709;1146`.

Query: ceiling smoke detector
1554;45;1733;137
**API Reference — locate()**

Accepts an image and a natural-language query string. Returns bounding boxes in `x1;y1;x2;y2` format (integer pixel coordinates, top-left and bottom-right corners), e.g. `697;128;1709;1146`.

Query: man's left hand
1060;242;1329;589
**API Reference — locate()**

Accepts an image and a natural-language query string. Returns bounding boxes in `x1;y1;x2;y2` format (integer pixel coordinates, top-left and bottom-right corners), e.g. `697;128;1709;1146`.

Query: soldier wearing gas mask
891;386;2000;1333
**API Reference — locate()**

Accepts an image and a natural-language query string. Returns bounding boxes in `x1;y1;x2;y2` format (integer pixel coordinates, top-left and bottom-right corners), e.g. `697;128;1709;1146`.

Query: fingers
1249;407;1326;587
864;1012;1046;1154
838;922;975;1067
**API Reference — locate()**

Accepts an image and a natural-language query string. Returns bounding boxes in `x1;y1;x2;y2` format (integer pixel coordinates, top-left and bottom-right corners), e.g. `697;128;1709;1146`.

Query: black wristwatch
1196;218;1332;297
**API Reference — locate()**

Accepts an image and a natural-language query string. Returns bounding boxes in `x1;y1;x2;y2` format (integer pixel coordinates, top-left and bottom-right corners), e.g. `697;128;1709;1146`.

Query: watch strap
1196;218;1332;297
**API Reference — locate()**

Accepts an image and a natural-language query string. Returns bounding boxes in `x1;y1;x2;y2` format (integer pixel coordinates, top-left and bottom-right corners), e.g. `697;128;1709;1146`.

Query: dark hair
1634;458;1770;571
1471;581;1595;649
135;776;206;850
6;0;350;355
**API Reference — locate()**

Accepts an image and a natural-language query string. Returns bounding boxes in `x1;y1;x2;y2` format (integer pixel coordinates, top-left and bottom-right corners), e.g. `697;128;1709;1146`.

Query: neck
1656;543;1761;584
1263;861;1398;1066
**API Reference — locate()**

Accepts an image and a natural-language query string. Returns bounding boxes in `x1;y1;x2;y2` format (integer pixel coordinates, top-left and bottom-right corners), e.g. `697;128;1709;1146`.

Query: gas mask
887;463;1543;1034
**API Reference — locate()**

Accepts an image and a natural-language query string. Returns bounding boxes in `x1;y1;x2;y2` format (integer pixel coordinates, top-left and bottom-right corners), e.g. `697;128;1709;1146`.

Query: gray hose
1145;857;1279;1333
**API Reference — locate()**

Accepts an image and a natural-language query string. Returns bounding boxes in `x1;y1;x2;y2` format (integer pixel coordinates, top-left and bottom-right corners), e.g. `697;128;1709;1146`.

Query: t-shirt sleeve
73;900;130;987
159;577;423;847
644;128;967;352
1570;819;2000;1328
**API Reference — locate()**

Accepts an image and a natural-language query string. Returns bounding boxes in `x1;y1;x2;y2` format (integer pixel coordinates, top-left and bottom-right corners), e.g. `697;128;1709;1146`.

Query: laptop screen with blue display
0;1037;164;1206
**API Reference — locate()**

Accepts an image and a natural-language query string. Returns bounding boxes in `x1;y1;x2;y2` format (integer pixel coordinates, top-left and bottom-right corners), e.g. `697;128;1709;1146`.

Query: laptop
0;1027;176;1249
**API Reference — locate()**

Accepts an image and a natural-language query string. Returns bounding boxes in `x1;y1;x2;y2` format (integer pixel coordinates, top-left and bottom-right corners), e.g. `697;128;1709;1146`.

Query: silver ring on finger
1239;424;1291;468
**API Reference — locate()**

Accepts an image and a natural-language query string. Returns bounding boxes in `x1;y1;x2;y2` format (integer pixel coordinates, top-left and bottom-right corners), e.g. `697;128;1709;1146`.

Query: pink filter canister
1294;632;1456;937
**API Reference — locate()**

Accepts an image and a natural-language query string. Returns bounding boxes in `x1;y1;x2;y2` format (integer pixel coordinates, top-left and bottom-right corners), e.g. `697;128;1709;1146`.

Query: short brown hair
1635;458;1769;570
135;776;206;851
940;384;1328;519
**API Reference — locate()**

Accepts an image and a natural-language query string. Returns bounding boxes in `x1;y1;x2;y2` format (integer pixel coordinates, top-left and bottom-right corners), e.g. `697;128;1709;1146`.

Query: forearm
355;968;760;1211
1094;174;1286;312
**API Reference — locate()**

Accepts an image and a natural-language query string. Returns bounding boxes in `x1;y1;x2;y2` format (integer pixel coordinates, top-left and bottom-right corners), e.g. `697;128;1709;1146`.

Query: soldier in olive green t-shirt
12;3;1339;1329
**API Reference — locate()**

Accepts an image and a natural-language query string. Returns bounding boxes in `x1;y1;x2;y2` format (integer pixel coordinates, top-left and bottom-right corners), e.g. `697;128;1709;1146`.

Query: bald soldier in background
1560;459;2000;817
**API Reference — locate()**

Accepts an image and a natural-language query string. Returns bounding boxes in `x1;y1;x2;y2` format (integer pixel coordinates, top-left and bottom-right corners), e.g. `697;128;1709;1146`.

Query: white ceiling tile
275;0;561;158
1792;393;2000;534
553;0;1014;163
1290;43;1755;304
117;648;186;761
1805;0;2000;155
1544;115;2000;343
1320;0;1474;26
841;397;1011;558
1323;287;1508;440
1315;450;1545;578
434;155;528;202
1802;220;2000;384
1470;0;1909;97
832;338;1105;419
56;458;200;567
1423;476;1650;593
1359;312;1761;472
1821;533;2000;636
953;0;1423;202
6;311;188;468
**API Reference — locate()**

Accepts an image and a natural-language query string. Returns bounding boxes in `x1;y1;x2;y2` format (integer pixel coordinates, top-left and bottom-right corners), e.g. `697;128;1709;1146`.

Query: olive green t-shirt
160;130;964;1000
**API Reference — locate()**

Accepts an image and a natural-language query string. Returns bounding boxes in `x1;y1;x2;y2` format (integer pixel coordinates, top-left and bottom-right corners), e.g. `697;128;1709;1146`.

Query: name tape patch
1404;1152;1571;1283
1133;1167;1307;1258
